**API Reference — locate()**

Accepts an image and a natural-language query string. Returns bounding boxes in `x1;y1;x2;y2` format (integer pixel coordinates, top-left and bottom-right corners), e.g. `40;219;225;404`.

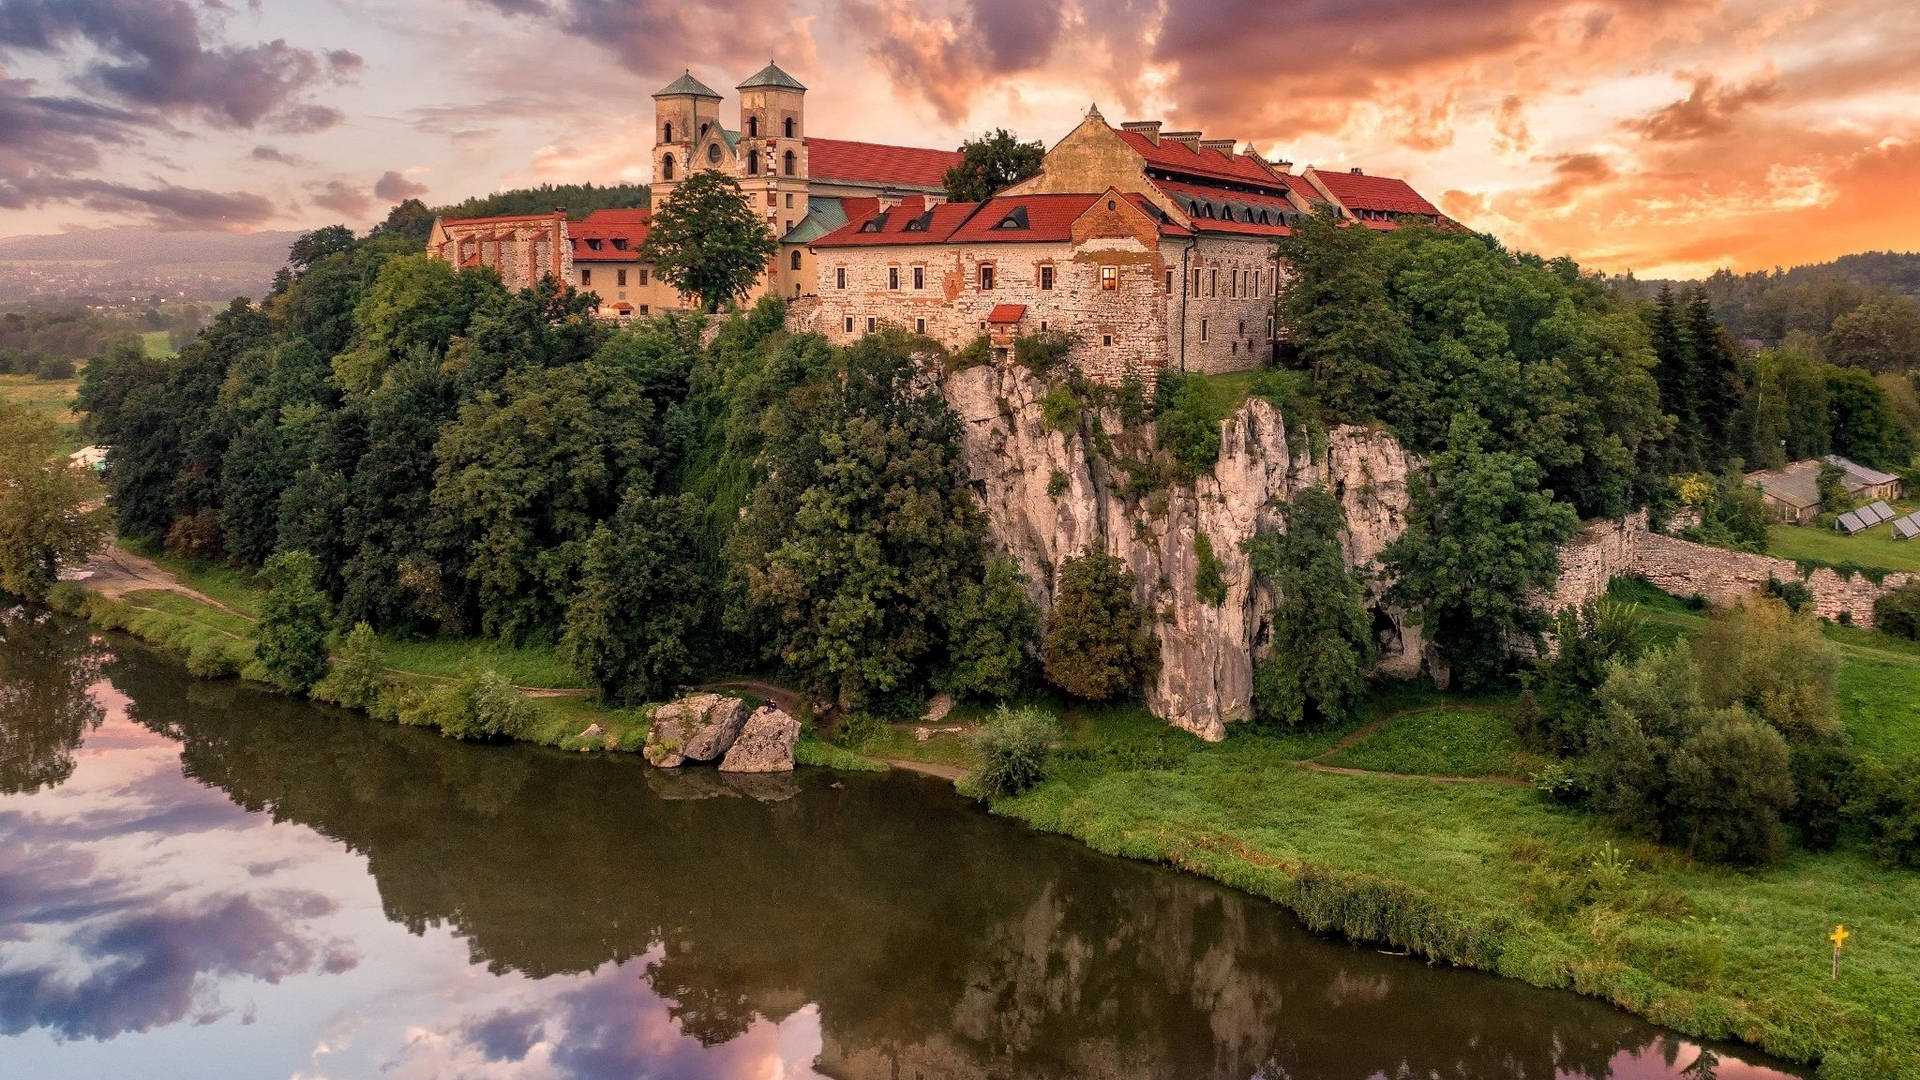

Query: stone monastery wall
1553;512;1912;627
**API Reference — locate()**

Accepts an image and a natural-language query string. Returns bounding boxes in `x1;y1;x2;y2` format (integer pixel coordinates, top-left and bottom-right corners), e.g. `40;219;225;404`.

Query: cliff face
943;359;1417;740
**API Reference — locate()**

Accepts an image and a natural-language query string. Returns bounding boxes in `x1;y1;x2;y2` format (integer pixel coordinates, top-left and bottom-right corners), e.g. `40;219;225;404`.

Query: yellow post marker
1830;924;1849;979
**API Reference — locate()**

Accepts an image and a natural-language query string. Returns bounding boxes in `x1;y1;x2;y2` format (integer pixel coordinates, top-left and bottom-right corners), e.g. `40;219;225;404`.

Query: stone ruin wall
1553;512;1912;627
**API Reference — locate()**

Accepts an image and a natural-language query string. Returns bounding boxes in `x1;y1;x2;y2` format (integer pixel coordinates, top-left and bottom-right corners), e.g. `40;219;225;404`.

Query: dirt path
697;679;834;725
882;758;968;782
71;543;246;617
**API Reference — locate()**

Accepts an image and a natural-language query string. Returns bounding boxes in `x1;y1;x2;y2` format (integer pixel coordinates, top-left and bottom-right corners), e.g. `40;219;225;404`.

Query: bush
1787;739;1860;852
1046;469;1068;498
1013;329;1072;376
1532;759;1594;807
256;550;332;694
1039;385;1081;433
1526;598;1645;755
941;554;1040;700
1193;533;1226;606
310;622;386;711
1247;487;1374;730
163;508;224;559
1874;581;1920;641
1694;596;1841;743
1154;372;1226;478
966;705;1059;799
1764;575;1813;614
1857;757;1920;869
397;670;533;742
34;356;75;381
1041;550;1158;700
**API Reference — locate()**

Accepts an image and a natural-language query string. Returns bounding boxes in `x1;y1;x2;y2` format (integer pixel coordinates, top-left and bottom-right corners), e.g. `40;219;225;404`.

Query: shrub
1787;739;1860;852
1694;596;1841;743
1527;598;1645;755
1532;759;1594;807
1013;328;1072;376
1154;372;1226;478
941;554;1040;700
1116;366;1149;427
966;705;1059;799
163;508;224;559
310;622;387;711
1874;581;1920;641
1046;469;1068;498
34;356;75;381
1039;385;1081;433
1041;550;1158;700
256;550;332;694
1857;757;1920;869
1193;533;1226;606
1763;575;1813;614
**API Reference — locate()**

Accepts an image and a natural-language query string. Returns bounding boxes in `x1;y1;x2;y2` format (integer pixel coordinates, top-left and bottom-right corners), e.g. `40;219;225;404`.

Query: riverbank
42;556;1920;1079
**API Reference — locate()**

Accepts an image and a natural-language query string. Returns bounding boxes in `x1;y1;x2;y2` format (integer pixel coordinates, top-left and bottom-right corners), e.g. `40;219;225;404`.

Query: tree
943;129;1044;202
1247;487;1374;729
560;492;706;704
1648;284;1695;468
1825;364;1911;467
0;404;108;601
1275;210;1408;418
1525;597;1643;755
1824;294;1920;373
287;225;357;276
256;550;333;694
1041;550;1158;700
1692;596;1841;743
311;622;387;711
1683;287;1745;469
1386;413;1578;688
639;170;778;313
941;554;1040;700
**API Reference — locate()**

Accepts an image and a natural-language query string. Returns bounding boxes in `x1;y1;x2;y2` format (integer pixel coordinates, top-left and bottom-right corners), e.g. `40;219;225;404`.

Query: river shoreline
38;579;1917;1080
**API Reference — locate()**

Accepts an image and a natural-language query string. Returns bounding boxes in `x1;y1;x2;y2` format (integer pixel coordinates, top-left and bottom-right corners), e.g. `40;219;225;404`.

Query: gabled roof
811;190;1180;248
570;207;650;261
813;195;981;247
738;62;806;91
1823;454;1901;489
805;138;964;191
1111;127;1287;191
655;70;722;99
1307;168;1442;217
1153;180;1295;236
986;304;1027;324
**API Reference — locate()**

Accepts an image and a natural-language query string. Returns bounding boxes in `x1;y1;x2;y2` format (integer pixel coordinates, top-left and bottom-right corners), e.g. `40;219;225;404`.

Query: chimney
1164;130;1202;151
1120;120;1162;145
1349;167;1364;175
1268;157;1294;171
1200;138;1237;157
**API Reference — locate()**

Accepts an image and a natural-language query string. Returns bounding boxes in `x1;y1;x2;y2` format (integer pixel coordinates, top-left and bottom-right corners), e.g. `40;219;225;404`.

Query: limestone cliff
942;358;1417;740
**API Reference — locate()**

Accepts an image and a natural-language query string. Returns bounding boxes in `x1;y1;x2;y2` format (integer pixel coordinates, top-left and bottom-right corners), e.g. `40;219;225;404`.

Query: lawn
375;636;587;689
1766;512;1920;574
1324;706;1532;777
141;330;177;358
1;371;84;451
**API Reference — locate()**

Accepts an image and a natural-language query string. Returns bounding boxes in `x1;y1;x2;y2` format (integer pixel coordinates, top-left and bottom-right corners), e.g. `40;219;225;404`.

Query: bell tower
736;61;808;239
651;69;723;207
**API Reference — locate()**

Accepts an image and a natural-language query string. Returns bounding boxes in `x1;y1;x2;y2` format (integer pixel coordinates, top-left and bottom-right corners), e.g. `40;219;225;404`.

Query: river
0;608;1809;1079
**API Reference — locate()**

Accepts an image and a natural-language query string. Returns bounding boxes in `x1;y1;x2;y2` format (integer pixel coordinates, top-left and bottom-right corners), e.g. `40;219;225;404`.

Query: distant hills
1620;251;1920;352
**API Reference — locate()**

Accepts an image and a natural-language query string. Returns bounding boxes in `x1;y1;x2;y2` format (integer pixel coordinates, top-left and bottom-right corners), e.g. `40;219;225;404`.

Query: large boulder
644;693;750;767
718;705;801;773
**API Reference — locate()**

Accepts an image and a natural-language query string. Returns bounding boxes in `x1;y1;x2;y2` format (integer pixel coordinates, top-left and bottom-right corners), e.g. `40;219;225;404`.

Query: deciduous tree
639;171;778;313
0;404;108;601
943;129;1044;203
256;550;333;694
1247;487;1373;729
1041;550;1158;701
560;492;706;705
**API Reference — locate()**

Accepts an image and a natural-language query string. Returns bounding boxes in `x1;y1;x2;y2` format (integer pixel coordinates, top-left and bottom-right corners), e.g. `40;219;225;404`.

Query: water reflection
0;612;1807;1079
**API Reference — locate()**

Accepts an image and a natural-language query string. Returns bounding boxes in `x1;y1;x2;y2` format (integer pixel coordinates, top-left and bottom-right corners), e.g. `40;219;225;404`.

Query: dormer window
995;206;1029;229
858;212;890;233
902;209;935;232
612;238;627;251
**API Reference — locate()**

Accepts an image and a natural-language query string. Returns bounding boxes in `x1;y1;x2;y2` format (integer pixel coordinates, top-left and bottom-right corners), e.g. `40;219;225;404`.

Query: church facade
426;63;1449;380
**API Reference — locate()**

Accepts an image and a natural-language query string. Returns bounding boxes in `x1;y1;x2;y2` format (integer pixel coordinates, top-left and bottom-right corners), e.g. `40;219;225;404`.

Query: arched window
784;116;795;138
699;122;709;138
783;149;796;176
790;249;802;270
748;116;760;137
663;122;673;142
746;152;759;175
661;154;674;180
707;142;721;164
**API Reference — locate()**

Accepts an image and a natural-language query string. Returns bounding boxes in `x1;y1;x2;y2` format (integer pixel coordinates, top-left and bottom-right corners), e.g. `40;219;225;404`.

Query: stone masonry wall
1174;235;1279;376
1553;513;1912;627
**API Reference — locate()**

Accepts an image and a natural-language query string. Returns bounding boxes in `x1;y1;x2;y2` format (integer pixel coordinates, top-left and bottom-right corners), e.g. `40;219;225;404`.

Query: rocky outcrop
644;693;749;768
942;358;1417;741
718;705;801;772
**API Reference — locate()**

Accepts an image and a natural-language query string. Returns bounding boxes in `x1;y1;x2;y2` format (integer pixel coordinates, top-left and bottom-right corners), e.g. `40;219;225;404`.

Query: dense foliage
966;704;1059;799
1520;598;1643;755
939;555;1040;701
1041;550;1158;700
1247;487;1374;728
943;129;1044;203
0;403;108;600
255;550;332;693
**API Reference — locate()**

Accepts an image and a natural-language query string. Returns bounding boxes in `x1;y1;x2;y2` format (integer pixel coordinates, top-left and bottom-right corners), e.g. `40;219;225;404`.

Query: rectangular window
889;266;900;290
915;317;926;334
1200;317;1209;342
1100;266;1118;291
912;265;925;290
1209;269;1217;297
1239;320;1246;336
979;264;995;290
616;269;627;287
836;267;847;289
784;220;792;234
1039;265;1055;290
639;268;649;286
1267;315;1274;339
640;305;649;315
785;193;794;208
581;268;592;286
1101;333;1113;346
844;316;854;333
1229;270;1237;298
1191;268;1201;296
1165;268;1174;295
867;316;877;333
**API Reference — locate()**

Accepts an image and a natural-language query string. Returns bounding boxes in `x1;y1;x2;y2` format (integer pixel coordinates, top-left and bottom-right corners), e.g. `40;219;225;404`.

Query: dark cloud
271;102;343;133
0;72;151;176
464;1006;546;1062
467;0;792;77
0;0;353;130
373;170;427;200
0;173;277;228
1627;73;1781;142
967;0;1063;72
0;891;339;1040
308;180;371;218
249;144;299;166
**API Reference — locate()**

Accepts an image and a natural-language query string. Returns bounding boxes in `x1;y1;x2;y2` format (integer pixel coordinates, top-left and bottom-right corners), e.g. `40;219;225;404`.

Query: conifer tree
1648;284;1696;468
1684;287;1744;468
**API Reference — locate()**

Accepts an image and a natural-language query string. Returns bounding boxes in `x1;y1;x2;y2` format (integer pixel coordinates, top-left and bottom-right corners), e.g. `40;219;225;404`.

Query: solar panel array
1835;501;1902;534
1864;500;1896;524
1894;513;1920;541
1838;510;1867;534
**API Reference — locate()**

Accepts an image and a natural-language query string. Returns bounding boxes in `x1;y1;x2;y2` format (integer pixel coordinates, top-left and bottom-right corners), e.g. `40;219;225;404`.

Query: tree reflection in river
0;607;104;794
0;621;1807;1079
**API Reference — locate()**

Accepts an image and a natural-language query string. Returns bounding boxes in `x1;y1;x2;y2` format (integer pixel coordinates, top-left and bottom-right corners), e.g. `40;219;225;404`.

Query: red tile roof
1111;128;1287;192
811;195;985;247
569;207;650;261
945;192;1104;244
1279;173;1328;204
1310;169;1442;217
986;304;1027;324
1153;180;1294;236
805;138;964;190
812;191;1183;248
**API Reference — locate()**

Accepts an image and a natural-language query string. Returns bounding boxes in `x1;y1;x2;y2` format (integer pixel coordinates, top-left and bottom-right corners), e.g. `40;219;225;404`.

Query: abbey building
426;62;1447;380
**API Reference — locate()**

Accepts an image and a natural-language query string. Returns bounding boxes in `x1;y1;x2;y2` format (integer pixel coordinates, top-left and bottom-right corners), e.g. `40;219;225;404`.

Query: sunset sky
2;0;1918;277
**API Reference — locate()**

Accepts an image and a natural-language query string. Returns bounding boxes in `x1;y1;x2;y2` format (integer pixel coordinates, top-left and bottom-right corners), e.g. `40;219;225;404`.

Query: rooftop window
903;209;936;232
995;206;1029;229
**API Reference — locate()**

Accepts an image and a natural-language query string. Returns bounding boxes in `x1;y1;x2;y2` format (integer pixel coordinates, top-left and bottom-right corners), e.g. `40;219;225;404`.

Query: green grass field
141;330;177;358
1766;506;1920;573
1324;707;1533;777
1;371;84;452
